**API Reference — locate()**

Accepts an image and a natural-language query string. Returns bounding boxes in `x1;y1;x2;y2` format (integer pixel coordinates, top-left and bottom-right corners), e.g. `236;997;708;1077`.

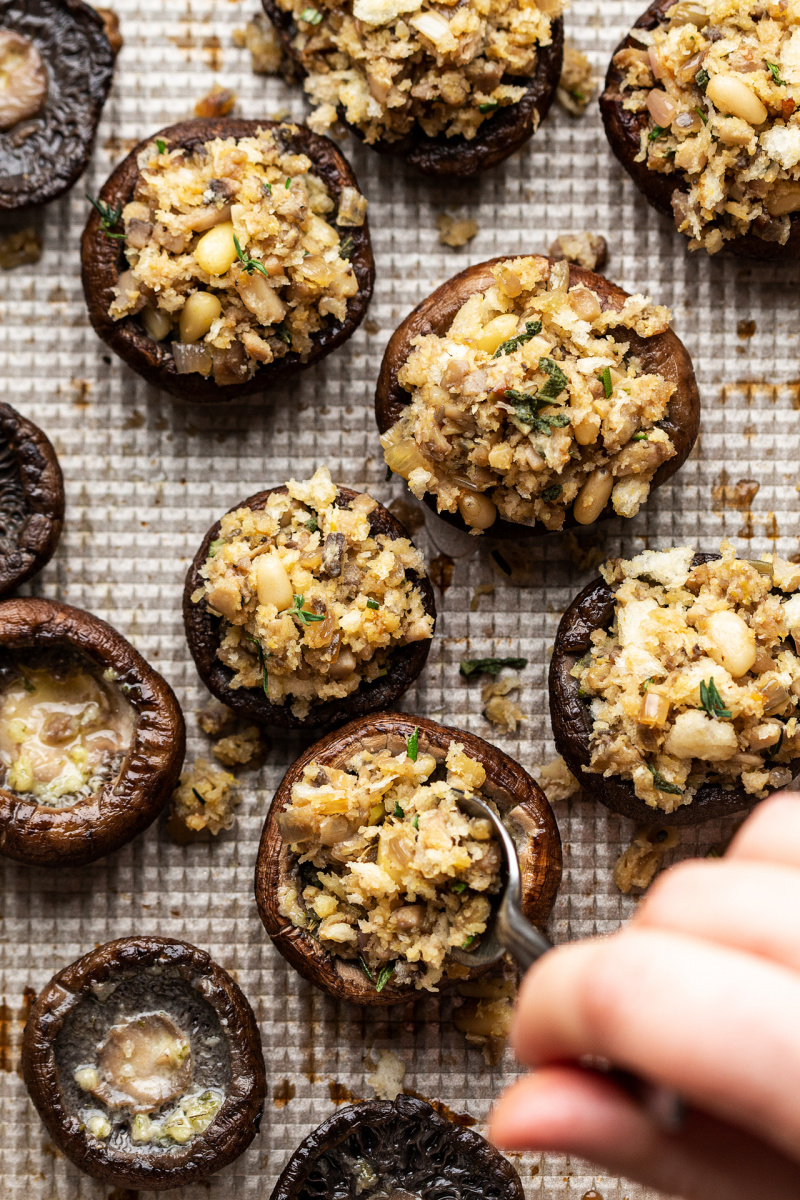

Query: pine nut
142;305;172;342
458;491;497;530
256;553;294;611
194;220;238;275
706;74;767;125
573;467;613;524
179;292;221;343
572;412;600;446
472;314;518;355
705;609;756;677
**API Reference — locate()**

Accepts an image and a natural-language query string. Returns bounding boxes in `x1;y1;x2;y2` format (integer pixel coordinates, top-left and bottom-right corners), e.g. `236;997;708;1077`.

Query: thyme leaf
275;321;292;346
699;677;732;720
646;762;684;795
766;60;786;86
233;233;269;277
192;788;206;806
291;594;325;625
359;956;374;982
598;366;613;398
87;194;125;239
461;935;477;950
375;962;396;992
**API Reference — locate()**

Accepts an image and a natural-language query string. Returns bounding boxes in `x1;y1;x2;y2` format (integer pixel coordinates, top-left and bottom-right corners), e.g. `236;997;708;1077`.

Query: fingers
489;1066;800;1200
510;928;800;1160
634;858;800;972
728;791;800;867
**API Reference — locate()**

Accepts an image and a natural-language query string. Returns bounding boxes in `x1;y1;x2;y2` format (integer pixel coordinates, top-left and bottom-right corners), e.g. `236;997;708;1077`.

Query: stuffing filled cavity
276;737;503;990
382;255;677;533
614;0;800;253
108;125;363;385
192;467;434;719
273;0;562;144
576;542;800;812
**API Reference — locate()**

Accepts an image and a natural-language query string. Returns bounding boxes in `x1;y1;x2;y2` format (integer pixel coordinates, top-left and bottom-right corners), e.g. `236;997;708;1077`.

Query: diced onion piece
172;342;212;375
646;88;678;126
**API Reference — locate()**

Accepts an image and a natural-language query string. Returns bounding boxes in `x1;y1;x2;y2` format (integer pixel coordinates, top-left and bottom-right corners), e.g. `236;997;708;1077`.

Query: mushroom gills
0;432;25;556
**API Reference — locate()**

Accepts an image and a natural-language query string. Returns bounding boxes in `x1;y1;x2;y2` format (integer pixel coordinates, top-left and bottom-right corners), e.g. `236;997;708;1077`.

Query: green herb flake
598;366;613;398
452;881;467;894
285;177;292;188
20;674;35;695
632;432;649;442
699;677;732;720
646;762;684;796
412;815;419;830
264;181;273;196
648;124;666;142
537;356;569;400
766;60;786;86
478;100;498;113
461;935;477;950
300;4;323;20
233;233;269;278
366;599;380;610
87;194;125;239
642;676;653;694
291;594;325;625
359;955;374;982
275;322;292;346
192;788;206;806
407;726;419;762
339;234;354;260
156;138;167;154
492;319;543;359
375;962;396;992
460;656;528;678
208;538;224;557
394;802;405;819
305;517;319;533
540;483;563;503
695;67;710;90
694;105;708;124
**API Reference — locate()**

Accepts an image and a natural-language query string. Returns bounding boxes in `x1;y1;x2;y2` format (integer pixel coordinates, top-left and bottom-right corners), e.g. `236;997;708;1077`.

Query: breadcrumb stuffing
482;675;525;732
168;759;239;840
557;42;595;116
0;227;42;269
212;726;265;767
367;1050;406;1099
536;755;581;803
196;703;235;736
437;214;479;248
613;825;680;893
548;231;608;272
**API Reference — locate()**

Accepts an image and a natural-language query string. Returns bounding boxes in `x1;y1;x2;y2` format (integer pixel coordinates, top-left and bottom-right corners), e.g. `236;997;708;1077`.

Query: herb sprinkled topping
156;138;167;154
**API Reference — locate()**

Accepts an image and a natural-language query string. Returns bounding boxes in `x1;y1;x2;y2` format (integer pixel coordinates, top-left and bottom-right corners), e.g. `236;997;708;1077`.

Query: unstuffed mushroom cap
261;2;563;179
270;1094;524;1199
183;486;436;731
0;402;64;597
375;254;700;538
599;0;800;260
0;598;185;865
80;118;375;402
254;711;562;1005
21;936;267;1191
548;552;800;825
0;0;114;211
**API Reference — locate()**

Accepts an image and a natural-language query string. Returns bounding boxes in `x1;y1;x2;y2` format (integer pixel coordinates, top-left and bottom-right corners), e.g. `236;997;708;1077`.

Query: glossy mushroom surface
0;598;185;865
22;936;267;1190
376;255;700;538
0;0;114;211
549;551;800;825
184;485;436;732
262;0;563;178
255;712;562;1005
271;1094;523;1199
0;402;64;596
600;0;800;260
81;118;375;402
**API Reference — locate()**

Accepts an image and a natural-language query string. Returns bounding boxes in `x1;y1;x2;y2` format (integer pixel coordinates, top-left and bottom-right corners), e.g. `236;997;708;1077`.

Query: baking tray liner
1;0;797;1195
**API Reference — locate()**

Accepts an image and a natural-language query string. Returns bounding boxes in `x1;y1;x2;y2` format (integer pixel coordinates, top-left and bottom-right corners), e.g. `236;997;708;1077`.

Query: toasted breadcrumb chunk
536;755;581;803
212;726;265;766
168;759;239;840
613;825;680;893
557;43;595;116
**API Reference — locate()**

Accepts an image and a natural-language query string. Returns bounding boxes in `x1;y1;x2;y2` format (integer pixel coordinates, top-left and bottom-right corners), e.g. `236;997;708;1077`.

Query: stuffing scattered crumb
470;583;495;612
194;86;237;118
212;726;265;767
0;227;42;269
455;972;517;1065
482;675;525;732
437;214;479;249
233;13;285;74
536;755;580;803
196;703;235;736
557;42;595;116
367;1050;406;1100
548;232;608;272
168;759;239;842
613;825;680;893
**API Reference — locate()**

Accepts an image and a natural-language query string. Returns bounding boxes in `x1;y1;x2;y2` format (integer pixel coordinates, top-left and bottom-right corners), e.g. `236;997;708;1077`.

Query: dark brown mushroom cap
80;118;375;402
183;486;436;731
262;0;563;178
0;0;114;211
600;0;800;260
21;936;267;1191
549;551;800;826
270;1094;523;1199
255;711;562;1005
375;254;700;539
0;402;64;597
0;598;185;865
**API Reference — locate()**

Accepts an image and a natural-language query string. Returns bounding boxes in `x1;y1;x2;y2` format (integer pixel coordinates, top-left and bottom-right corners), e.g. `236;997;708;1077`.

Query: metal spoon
452;793;685;1131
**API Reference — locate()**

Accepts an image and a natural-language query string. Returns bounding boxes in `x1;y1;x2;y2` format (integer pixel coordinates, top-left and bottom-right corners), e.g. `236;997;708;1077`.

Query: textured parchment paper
1;0;798;1195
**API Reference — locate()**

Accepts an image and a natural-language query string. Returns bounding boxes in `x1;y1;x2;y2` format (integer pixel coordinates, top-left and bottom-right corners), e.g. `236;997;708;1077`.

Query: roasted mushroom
81;119;374;402
0;0;114;211
22;936;267;1190
261;0;563;178
549;545;800;826
0;402;64;596
0;598;185;865
376;254;699;538
600;0;800;258
271;1094;524;1199
184;469;436;731
255;712;562;1004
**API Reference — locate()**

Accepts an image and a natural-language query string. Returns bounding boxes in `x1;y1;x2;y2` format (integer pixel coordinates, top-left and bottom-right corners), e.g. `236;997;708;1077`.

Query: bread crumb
194;85;237;118
196;703;235;736
482;676;525;733
470;583;495;612
613;826;680;894
233;14;285;74
0;227;42;269
213;726;265;767
536;756;580;803
548;231;608;272
367;1050;406;1100
437;214;479;249
167;759;239;842
556;42;595;116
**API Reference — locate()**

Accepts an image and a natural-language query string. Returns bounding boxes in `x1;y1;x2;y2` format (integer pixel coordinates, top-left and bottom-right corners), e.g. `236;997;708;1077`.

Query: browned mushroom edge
0;598;185;865
80;118;375;403
270;1095;524;1199
22;936;267;1190
183;486;436;731
0;0;114;211
0;402;64;597
375;254;700;539
255;711;563;1005
599;0;800;260
548;551;800;826
261;2;563;179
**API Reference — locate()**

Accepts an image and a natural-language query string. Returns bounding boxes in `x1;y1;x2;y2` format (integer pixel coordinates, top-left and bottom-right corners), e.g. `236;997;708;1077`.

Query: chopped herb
460;656;528;677
233;233;269;278
642;676;653;694
366;599;380;610
247;635;270;695
632;432;649;442
492;319;542;359
19;674;35;694
478;100;498;113
275;322;292;346
461;935;477;950
452;881;467;894
87;194;125;239
699;677;732;720
598;366;613;398
648;124;666;142
569;88;585;102
394;802;405;819
339;234;354;260
208;538;223;556
695;67;710;91
285;177;291;188
291;594;325;625
192;788;206;806
537;357;569;401
300;5;323;20
412;815;419;830
646;762;684;795
358;956;374;982
491;549;511;575
662;148;676;160
694;105;708;124
540;483;563;503
264;182;273;196
766;60;786;86
407;726;419;761
156;138;167;154
375;962;396;992
305;517;319;533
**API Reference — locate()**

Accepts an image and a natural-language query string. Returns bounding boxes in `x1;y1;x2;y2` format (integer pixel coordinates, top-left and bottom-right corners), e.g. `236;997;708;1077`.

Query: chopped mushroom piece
613;825;680;893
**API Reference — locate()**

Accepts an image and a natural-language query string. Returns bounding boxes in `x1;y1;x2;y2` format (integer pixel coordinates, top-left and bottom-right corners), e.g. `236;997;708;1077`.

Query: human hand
489;790;800;1200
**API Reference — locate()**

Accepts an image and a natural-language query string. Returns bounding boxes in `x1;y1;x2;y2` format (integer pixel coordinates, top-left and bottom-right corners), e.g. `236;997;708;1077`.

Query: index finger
728;792;800;867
